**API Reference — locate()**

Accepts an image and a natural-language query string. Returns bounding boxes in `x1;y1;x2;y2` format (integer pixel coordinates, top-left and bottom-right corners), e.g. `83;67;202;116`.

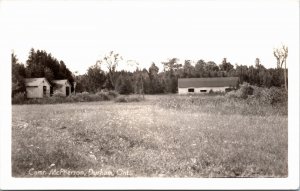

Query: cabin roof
178;77;239;88
52;79;71;86
25;78;51;87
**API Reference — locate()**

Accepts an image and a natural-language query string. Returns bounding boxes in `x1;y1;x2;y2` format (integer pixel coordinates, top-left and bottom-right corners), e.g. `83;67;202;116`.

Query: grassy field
12;94;288;177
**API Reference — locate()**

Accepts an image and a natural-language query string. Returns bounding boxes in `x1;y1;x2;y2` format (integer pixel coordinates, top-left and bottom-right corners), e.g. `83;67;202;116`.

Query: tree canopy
12;49;287;97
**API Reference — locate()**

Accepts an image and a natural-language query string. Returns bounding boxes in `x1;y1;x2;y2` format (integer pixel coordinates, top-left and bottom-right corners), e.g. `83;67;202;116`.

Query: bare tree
97;51;123;89
273;45;288;91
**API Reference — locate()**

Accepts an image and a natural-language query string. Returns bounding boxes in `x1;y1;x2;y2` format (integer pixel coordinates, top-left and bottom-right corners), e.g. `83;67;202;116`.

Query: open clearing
12;95;288;177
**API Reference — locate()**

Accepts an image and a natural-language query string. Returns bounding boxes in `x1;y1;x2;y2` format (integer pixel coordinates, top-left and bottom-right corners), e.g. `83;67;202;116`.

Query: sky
0;0;299;74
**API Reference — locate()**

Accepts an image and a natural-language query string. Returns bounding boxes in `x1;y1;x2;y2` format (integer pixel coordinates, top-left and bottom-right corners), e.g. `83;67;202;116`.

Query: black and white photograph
0;0;299;190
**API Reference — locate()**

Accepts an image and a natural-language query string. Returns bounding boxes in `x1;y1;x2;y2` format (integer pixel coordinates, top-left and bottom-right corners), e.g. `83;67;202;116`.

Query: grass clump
12;92;26;104
107;90;119;98
115;95;144;103
12;91;121;105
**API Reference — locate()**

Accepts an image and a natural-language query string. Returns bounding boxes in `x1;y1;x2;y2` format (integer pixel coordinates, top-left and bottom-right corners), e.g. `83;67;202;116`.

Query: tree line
76;50;288;94
12;47;288;97
12;48;74;97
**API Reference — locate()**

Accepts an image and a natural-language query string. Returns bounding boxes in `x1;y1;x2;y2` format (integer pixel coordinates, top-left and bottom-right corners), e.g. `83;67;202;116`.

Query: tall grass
12;91;120;105
12;94;287;177
11;86;288;177
157;85;287;116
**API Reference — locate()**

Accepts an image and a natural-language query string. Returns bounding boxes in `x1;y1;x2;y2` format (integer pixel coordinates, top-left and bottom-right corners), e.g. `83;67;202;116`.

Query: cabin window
43;86;47;96
188;88;194;92
200;90;207;93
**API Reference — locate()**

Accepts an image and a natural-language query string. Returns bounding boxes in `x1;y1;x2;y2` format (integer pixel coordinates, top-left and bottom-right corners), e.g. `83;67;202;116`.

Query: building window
188;88;194;92
225;88;232;92
43;86;47;96
200;89;207;93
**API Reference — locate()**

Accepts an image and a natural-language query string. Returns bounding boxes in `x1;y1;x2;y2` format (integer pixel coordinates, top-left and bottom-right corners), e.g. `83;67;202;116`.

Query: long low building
178;77;239;94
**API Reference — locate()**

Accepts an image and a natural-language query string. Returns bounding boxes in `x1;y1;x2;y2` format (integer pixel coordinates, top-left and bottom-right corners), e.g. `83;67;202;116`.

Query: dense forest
12;48;288;97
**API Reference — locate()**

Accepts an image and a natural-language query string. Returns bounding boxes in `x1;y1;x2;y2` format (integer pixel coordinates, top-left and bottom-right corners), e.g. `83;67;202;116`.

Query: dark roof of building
178;77;239;88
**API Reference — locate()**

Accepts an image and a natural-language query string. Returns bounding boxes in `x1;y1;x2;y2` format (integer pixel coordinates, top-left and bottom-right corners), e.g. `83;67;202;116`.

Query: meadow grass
12;95;287;177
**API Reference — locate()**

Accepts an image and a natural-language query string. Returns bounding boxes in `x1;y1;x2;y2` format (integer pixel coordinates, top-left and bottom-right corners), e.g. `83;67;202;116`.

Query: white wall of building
178;87;229;94
54;84;71;96
26;82;50;98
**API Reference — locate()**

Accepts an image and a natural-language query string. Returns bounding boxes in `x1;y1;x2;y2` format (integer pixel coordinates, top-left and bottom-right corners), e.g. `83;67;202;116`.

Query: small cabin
25;78;51;98
178;77;239;94
52;79;72;96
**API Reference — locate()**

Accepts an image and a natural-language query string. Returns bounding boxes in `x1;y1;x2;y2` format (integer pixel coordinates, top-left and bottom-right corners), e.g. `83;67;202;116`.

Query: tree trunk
141;75;144;99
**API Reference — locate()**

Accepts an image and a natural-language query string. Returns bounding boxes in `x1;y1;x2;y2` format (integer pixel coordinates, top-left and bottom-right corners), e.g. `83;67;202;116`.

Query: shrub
12;92;26;104
115;95;144;103
26;98;43;104
239;83;254;99
108;90;119;98
115;96;128;103
66;94;78;102
226;84;287;106
76;92;91;101
208;90;226;96
88;94;100;101
258;87;287;105
127;96;143;102
225;83;253;99
225;90;240;99
19;90;118;105
96;92;110;101
52;91;65;98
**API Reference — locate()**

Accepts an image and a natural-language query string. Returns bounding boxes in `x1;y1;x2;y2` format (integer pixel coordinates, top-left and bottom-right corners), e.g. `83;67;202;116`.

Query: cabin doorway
66;87;70;96
43;86;47;96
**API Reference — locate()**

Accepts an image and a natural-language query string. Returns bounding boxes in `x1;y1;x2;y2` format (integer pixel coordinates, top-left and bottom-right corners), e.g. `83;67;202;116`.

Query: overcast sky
0;0;299;74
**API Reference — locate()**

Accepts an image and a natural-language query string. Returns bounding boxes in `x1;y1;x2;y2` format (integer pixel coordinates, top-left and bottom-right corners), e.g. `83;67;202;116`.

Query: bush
22;90;118;105
12;92;26;104
239;83;254;99
66;94;78;102
225;83;253;99
26;98;44;104
115;95;144;103
115;96;128;103
208;90;226;96
226;84;287;105
96;92;110;101
127;96;143;102
108;90;119;98
52;91;65;98
76;92;91;101
254;86;287;105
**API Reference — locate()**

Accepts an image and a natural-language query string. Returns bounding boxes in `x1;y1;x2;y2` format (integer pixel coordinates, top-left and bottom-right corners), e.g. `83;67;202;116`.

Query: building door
43;86;47;97
66;87;70;96
50;87;53;96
